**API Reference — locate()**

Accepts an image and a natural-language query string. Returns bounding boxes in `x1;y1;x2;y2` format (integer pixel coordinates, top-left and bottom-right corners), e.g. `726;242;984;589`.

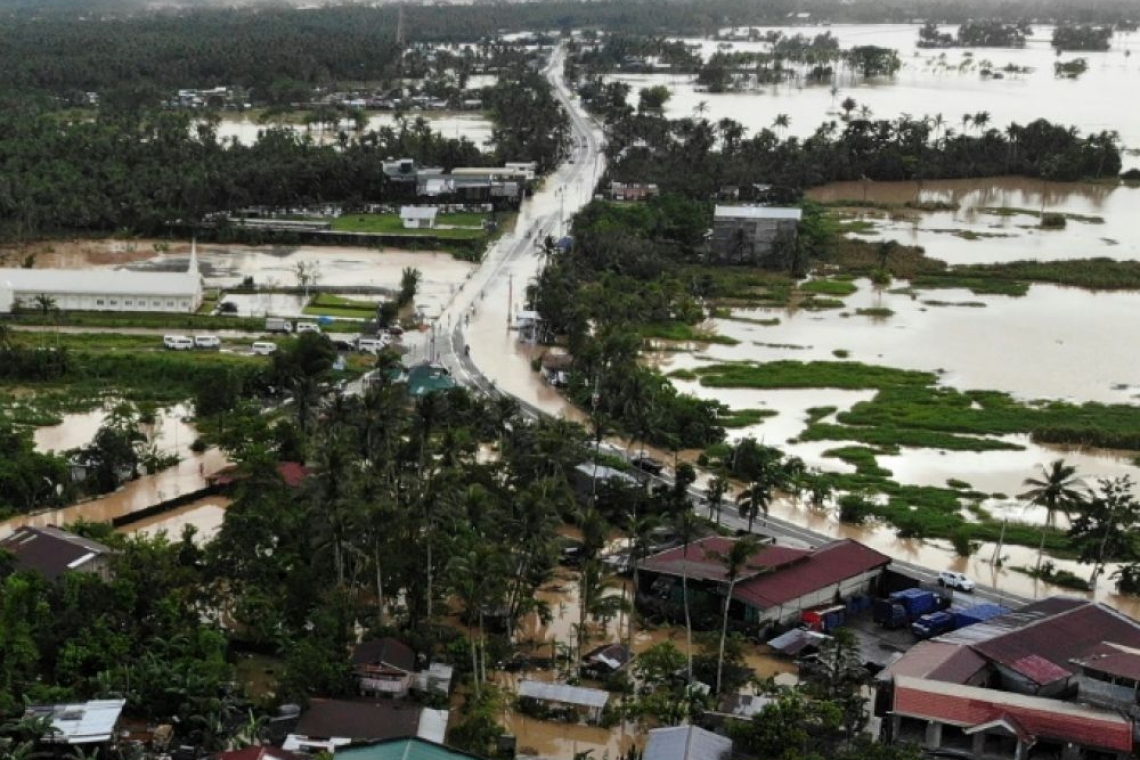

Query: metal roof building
0;246;202;314
713;205;803;221
25;699;126;745
644;726;732;760
0;526;114;581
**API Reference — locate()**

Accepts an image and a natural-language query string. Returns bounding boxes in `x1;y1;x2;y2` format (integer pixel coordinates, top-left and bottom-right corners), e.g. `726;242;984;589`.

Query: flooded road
609;24;1140;151
809;177;1140;265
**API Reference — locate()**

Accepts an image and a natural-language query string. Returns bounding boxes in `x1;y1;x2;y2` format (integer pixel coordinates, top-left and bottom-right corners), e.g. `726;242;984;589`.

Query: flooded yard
215;111;495;148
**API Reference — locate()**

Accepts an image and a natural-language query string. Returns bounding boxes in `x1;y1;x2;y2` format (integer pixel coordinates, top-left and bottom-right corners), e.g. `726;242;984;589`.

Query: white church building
0;247;203;314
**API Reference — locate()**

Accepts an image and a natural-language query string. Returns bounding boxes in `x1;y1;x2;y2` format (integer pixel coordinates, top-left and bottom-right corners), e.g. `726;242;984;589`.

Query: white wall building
0;247;202;314
400;206;439;229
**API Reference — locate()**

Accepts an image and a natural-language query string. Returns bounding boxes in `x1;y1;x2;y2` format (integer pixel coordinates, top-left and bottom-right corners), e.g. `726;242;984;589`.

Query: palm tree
706;535;761;694
1019;459;1088;571
693;100;709;119
706;476;729;521
772;113;790;136
736;478;772;531
840;97;857;120
973;111;991;131
32;293;56;316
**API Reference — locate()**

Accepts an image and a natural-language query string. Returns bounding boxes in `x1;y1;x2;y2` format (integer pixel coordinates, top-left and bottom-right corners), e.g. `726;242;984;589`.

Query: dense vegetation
0;67;566;242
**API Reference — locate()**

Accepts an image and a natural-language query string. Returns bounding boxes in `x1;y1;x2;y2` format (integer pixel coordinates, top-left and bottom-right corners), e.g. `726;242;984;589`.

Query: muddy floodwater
2;404;228;540
809;178;1140;265
9;239;477;317
609;24;1140;151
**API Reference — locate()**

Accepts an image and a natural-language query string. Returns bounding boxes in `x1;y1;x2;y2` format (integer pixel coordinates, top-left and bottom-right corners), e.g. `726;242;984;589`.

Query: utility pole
506;273;513;326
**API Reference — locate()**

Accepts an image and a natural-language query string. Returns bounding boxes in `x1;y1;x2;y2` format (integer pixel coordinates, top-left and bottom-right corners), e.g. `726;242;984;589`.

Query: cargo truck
911;603;1010;639
874;588;947;629
801;604;847;633
265;318;293;333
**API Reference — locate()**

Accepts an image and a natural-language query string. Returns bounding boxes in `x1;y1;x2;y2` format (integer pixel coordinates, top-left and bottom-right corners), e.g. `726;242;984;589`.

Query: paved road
351;47;1033;608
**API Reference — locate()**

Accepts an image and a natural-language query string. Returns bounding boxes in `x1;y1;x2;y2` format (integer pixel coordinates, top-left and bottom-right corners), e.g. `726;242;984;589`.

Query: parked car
251;341;278;356
357;335;391;354
295;321;321;334
265;317;293;333
216;301;239;315
163;335;194;351
194;335;221;350
938;571;976;592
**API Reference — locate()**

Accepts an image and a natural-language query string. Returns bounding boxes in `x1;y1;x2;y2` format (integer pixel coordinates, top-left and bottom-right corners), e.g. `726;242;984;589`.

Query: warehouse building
0;247;202;314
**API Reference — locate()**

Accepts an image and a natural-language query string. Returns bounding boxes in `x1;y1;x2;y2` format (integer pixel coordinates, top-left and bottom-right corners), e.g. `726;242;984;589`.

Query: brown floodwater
3;405;228;540
808;177;1140;265
611;24;1140;152
121;495;231;544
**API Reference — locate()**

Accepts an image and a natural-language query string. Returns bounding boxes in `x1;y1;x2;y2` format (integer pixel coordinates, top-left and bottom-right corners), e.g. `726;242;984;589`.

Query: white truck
265;318;293;333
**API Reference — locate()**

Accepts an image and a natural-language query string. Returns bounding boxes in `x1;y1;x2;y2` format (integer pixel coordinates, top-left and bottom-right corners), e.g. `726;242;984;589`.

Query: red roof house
892;675;1133;756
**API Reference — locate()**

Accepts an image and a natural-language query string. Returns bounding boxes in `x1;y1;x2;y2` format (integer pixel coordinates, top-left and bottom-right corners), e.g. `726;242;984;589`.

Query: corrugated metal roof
893;676;1132;752
0;267;199;297
1072;643;1140;681
733;540;890;610
415;709;449;744
644;726;732;760
640;537;809;583
517;680;609;709
573;462;638;485
336;739;478;760
400;206;439;220
25;699;125;744
714;205;802;221
971;602;1140;686
0;527;112;581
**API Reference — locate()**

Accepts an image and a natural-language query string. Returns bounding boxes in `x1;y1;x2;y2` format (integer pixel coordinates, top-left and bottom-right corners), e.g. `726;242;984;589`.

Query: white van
251;341;278;356
163;335;194;351
194;335;221;350
295;321;321;334
356;335;391;354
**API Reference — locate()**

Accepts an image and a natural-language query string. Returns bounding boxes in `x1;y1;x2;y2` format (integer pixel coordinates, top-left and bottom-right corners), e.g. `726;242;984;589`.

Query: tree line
0;67;567;242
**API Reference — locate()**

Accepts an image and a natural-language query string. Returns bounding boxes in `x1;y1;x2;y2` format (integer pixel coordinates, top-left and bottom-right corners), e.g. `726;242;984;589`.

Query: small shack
24;699;127;746
351;637;416;699
517;680;609;724
400;207;439;230
581;643;634;679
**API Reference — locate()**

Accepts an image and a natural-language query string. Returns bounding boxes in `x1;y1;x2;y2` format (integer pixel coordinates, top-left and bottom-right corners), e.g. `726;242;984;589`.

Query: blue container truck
952;603;1010;628
874;588;944;629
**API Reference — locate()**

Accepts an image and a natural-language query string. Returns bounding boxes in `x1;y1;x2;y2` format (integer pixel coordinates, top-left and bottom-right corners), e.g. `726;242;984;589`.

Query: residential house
23;699;126;746
708;206;802;265
0;526;114;582
581;643;634;679
570;462;640;507
878;598;1140;759
352;637;416;699
891;675;1132;760
217;748;305;760
405;363;456;398
286;699;448;751
517;680;609;724
644;726;732;760
607;182;659;202
335;738;484;760
400;207;439;230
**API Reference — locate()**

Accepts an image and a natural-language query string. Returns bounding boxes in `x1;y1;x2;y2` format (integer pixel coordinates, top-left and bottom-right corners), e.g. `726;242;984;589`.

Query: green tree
1019;459;1088;571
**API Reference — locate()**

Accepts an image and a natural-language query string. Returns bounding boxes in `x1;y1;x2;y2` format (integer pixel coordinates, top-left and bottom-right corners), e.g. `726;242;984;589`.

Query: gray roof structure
0;267;200;297
517;680;609;709
0;526;112;580
713;205;802;221
25;699;126;744
644;726;733;760
573;462;639;486
400;206;439;221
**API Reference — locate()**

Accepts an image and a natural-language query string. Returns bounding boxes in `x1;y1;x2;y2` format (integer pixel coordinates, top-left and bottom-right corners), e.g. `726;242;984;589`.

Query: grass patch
668;369;698;381
801;422;1024;452
693;360;936;390
806;406;838;423
1010;563;1091;591
718;408;778;428
640;322;740;345
946;478;972;490
800;278;858;296
7;311;269;332
921;299;987;308
978;206;1104;224
832;349;850;359
855;307;894;318
800;297;846;310
724;315;782;326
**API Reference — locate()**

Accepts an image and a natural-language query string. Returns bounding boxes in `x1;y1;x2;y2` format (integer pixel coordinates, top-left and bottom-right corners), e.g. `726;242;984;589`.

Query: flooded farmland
607;24;1140;151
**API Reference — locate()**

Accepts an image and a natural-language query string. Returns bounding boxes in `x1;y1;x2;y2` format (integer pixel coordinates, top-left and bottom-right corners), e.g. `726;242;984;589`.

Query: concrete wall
710;217;798;264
